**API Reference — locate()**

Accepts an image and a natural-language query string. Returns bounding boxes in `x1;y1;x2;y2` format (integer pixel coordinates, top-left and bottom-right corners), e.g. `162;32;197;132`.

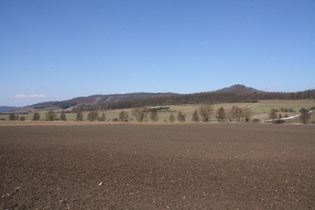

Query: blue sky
1;0;314;106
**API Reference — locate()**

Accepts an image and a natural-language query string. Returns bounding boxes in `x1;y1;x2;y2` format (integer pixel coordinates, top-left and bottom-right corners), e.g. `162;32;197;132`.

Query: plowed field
1;123;314;209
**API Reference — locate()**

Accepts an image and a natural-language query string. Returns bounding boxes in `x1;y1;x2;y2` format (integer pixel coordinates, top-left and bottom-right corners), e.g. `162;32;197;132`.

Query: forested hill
106;85;315;109
12;85;315;112
23;92;177;111
215;84;264;94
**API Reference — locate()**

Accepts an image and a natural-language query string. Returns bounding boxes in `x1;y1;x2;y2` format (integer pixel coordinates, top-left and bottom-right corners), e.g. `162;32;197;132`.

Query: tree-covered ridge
106;88;315;109
7;85;315;113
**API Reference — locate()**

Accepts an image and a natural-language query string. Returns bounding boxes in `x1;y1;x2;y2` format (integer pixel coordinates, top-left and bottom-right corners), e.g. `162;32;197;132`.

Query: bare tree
300;108;311;124
242;107;253;122
150;109;159;122
227;106;251;122
169;114;175;122
199;104;213;122
177;111;186;122
33;112;40;121
216;107;226;122
238;108;244;121
132;107;148;122
98;113;106;121
9;113;16;121
60;112;67;121
232;106;243;121
87;111;98;121
76;112;83;121
269;108;277;120
46;111;57;121
192;109;200;122
119;111;129;122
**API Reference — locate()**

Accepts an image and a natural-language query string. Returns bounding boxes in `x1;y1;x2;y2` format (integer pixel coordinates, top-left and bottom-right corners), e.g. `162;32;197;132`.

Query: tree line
25;105;253;123
75;89;315;111
7;105;313;124
268;107;313;124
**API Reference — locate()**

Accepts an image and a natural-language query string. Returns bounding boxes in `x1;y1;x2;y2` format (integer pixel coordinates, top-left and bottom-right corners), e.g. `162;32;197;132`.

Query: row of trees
7;111;108;122
7;105;254;122
128;104;253;122
192;105;252;122
9;112;60;121
9;105;312;123
9;113;26;121
269;108;312;124
40;107;314;123
44;111;67;121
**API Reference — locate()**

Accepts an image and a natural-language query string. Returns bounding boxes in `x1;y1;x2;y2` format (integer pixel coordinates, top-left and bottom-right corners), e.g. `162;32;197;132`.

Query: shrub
273;119;285;124
177;111;186;122
60;112;67;121
252;118;260;123
299;108;311;124
76;112;83;121
169;114;175;122
150;109;159;122
269;109;277;120
192;109;200;122
98;113;106;121
20;116;26;121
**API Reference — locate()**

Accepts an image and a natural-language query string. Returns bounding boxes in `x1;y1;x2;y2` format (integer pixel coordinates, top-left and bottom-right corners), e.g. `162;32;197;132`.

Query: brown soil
1;123;314;209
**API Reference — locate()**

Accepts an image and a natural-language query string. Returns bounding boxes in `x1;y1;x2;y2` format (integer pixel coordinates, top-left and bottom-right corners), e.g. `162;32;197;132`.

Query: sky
1;0;314;106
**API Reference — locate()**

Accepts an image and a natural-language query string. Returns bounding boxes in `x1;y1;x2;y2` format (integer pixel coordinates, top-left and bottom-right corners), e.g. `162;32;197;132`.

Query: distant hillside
0;106;19;113
57;92;176;105
16;92;177;112
107;85;315;109
11;84;315;112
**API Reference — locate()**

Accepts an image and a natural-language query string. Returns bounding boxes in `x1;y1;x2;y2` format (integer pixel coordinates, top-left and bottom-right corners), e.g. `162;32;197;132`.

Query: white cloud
29;94;46;98
14;94;46;98
14;94;27;98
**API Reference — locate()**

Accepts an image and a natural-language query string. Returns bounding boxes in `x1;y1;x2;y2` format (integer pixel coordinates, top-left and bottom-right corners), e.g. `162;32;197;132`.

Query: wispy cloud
14;94;46;98
29;94;46;98
14;94;27;98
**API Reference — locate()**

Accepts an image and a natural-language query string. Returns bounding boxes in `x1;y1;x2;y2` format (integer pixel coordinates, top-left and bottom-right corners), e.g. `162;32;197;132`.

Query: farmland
1;123;314;209
1;99;314;123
